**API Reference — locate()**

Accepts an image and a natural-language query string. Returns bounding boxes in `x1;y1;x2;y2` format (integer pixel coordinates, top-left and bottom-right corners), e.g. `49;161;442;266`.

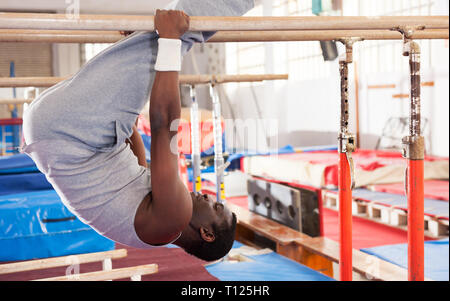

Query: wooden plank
34;264;158;281
276;243;334;278
0;249;127;275
0;74;288;88
367;84;396;89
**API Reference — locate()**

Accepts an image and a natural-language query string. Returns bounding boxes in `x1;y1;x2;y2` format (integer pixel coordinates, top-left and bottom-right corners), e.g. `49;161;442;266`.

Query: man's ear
199;227;215;243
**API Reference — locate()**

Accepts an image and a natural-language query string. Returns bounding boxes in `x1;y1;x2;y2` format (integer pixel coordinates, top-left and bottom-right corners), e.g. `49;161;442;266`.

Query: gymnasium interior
0;0;448;282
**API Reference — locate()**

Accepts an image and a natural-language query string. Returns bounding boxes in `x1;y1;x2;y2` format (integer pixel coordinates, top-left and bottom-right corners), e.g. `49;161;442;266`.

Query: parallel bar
0;74;289;88
0;249;127;275
34;264;158;281
189;86;202;194
209;84;226;204
0;13;448;31
338;152;353;281
210;29;449;42
402;37;425;281
0;29;447;43
407;160;425;281
0;99;33;105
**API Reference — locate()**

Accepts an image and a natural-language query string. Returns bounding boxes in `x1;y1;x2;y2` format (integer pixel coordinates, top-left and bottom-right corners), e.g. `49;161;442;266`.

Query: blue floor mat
206;241;334;281
361;238;449;281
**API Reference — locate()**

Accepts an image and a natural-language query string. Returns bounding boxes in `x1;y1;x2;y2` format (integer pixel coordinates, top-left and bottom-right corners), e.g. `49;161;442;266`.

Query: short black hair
184;213;237;262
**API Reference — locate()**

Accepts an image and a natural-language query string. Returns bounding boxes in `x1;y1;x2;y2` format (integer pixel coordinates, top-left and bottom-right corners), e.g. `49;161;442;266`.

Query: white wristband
155;38;182;72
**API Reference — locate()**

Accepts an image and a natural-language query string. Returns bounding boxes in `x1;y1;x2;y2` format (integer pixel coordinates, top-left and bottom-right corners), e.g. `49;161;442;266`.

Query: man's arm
134;10;191;245
127;125;148;168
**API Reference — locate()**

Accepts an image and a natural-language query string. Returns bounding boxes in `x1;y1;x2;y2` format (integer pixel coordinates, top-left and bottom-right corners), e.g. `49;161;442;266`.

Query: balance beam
34;264;158;281
0;13;448;31
0;249;127;275
0;29;447;43
0;74;289;89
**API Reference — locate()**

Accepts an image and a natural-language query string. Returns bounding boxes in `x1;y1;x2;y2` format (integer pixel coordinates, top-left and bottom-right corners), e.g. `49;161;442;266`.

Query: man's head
181;192;237;262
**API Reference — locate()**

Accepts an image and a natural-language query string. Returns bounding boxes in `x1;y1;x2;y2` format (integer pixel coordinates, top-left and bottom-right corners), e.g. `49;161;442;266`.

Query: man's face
190;192;233;230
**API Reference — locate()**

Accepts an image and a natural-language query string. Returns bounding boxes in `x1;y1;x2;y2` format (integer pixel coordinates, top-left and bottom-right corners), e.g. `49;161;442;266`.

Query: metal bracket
338;133;356;189
392;26;425;56
216;161;231;178
402;136;425;160
337;37;363;63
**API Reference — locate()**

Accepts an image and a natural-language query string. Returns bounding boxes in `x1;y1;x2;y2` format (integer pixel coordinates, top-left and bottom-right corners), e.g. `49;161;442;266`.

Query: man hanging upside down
22;0;254;261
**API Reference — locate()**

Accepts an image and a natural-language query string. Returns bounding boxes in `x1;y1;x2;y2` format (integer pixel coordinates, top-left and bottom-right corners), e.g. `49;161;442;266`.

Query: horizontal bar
0;29;447;43
34;263;158;281
0;13;448;31
0;118;23;126
0;99;33;105
0;249;127;275
0;74;288;88
210;29;449;42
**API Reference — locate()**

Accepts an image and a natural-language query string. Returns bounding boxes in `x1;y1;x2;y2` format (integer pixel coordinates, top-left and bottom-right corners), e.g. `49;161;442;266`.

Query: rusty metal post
397;26;425;281
336;38;360;281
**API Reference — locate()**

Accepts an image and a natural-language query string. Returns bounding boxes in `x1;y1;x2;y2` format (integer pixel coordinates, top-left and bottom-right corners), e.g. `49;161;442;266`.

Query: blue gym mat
206;241;334;281
0;189;114;261
361;238;449;281
0;153;39;174
0;173;52;196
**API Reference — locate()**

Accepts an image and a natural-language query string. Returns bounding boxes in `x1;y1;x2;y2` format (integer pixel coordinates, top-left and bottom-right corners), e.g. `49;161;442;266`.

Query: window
81;43;112;64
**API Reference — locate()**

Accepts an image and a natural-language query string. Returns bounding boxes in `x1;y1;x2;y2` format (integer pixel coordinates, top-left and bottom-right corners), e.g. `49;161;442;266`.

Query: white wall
220;0;449;157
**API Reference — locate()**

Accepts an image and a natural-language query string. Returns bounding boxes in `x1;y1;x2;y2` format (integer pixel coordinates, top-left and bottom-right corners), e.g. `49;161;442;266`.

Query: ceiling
0;0;173;15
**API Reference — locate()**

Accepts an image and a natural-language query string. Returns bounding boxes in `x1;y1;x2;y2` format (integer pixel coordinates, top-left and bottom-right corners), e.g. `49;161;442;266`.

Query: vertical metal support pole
337;39;358;281
209;83;226;204
9;62;20;154
189;85;202;194
399;28;425;281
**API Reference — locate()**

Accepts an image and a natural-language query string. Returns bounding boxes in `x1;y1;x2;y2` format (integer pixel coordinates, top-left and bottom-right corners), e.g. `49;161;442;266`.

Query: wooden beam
0;249;127;275
0;29;447;43
0;13;448;31
34;264;158;281
210;29;449;42
0;99;33;105
0;74;288;88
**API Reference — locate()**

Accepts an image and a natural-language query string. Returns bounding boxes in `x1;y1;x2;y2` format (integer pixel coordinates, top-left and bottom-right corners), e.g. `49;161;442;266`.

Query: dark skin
132;10;234;248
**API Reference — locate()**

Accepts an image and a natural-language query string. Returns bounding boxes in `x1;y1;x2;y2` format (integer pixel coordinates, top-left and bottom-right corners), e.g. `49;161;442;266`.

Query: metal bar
0;29;447;43
338;151;353;281
0;13;447;31
337;39;359;281
189;86;202;194
0;74;288;88
209;84;226;204
209;29;449;42
400;30;425;281
0;99;33;105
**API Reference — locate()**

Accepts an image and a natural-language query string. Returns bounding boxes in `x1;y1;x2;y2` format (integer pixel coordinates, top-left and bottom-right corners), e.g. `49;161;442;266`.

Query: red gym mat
226;196;433;250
